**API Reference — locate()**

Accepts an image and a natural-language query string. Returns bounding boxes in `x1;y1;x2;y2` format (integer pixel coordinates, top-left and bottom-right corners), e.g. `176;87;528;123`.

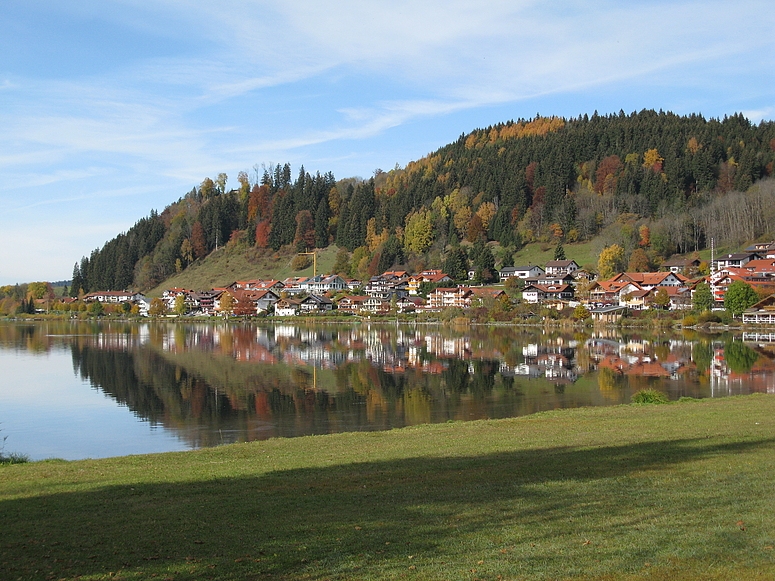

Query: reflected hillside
3;321;774;449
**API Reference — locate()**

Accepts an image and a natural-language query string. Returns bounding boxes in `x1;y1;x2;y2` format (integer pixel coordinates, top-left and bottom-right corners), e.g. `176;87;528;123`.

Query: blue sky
1;0;773;286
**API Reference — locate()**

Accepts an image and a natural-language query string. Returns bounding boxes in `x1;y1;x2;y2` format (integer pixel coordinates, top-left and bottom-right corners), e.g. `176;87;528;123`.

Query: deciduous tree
148;298;166;317
404;209;434;255
692;282;713;312
598;244;625;279
724;280;758;317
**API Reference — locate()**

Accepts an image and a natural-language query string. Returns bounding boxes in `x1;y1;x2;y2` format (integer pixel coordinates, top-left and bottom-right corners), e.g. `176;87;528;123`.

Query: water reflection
2;321;774;456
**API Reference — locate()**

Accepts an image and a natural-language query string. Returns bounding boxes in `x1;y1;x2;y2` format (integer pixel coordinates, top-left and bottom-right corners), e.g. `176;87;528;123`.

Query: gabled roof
302;294;333;304
714;252;762;262
421;272;452;283
742;259;775;272
590;280;641;293
501;265;543;272
337;295;368;304
745;294;775;312
523;284;572;293
545;260;579;268
430;287;471;295
661;256;701;267
282;276;309;285
470;287;506;298
612;272;679;286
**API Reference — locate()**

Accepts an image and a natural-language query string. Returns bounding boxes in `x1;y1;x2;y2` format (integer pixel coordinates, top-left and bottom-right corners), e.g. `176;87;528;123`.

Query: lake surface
1;321;773;460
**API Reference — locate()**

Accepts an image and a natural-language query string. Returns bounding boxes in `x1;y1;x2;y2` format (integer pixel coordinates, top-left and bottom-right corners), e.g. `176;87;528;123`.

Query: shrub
631;389;670;404
0;433;29;465
0;452;30;465
698;311;721;324
682;314;698;326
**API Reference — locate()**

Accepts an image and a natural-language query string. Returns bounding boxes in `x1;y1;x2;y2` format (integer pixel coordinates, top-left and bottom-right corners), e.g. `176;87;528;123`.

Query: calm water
1;321;772;460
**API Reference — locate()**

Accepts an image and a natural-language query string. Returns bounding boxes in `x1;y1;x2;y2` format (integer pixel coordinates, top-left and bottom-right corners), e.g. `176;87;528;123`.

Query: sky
0;0;773;286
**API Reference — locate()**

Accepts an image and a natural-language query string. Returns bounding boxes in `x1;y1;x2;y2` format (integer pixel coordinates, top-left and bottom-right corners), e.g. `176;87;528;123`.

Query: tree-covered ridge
72;110;775;294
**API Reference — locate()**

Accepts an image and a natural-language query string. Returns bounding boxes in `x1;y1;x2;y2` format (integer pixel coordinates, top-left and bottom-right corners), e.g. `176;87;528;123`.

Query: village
67;240;775;324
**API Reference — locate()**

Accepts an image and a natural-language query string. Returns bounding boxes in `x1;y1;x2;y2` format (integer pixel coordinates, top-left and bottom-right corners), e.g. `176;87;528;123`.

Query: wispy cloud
0;0;772;284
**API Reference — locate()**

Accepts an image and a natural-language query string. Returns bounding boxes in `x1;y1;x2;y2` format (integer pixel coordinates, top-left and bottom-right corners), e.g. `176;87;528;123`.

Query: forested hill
71;110;775;294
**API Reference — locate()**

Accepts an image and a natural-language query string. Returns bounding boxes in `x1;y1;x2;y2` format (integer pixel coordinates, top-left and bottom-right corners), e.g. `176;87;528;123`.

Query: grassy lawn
512;240;601;272
2;396;775;580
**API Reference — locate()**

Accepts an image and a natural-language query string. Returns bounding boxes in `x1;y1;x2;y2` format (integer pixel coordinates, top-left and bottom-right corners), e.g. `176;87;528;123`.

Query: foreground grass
2;397;775;581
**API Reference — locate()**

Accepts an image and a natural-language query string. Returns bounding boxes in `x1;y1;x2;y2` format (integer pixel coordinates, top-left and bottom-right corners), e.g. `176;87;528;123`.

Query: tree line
71;110;775;294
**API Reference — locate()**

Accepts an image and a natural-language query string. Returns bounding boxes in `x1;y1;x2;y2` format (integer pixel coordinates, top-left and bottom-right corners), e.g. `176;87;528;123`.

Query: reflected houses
43;319;775;451
710;339;775;396
498;341;578;383
585;336;696;380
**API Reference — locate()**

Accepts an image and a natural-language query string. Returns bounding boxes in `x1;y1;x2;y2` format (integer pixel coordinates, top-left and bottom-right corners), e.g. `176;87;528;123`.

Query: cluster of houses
71;241;775;322
147;269;511;317
581;242;775;322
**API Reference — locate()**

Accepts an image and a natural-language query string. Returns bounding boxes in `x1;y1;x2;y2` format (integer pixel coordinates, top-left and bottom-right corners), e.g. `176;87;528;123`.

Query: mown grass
2;396;775;580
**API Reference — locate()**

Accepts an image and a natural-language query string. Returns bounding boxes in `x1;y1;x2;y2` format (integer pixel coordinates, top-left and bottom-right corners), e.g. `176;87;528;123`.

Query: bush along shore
1;395;774;580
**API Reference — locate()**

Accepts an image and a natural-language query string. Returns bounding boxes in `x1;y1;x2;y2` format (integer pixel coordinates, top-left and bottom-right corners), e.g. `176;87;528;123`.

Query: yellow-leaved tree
598;244;625;279
403;209;434;255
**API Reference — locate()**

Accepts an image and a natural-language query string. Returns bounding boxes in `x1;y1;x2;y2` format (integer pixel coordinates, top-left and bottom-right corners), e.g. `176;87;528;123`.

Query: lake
1;320;772;460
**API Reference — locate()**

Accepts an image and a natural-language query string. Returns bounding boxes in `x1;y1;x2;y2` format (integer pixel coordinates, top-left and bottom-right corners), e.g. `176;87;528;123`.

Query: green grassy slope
147;244;340;297
2;395;774;580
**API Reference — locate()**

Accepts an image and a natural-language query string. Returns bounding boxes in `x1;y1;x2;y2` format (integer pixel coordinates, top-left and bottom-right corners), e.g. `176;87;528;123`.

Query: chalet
83;290;146;304
572;269;596;283
364;276;409;299
743;295;775;324
253;290;280;313
396;296;425;313
739;259;775;275
381;270;409;279
745;241;775;254
427;287;473;310
469;287;507;302
188;290;222;315
619;288;650;310
336;295;368;314
522;283;574;304
661;257;701;273
216;289;279;316
589;305;628;323
710;270;775;303
240;279;284;291
660;286;693;311
274;298;302;316
526;274;576;287
713;252;763;270
499;265;544;280
611;271;685;290
588;280;642;306
362;297;391;314
300;294;334;312
307;274;347;294
344;278;362;291
281;277;310;295
407;270;452;295
544;260;580;276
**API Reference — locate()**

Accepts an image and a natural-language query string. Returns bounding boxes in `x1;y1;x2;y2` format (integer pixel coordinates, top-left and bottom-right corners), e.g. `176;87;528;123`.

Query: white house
499;265;545;279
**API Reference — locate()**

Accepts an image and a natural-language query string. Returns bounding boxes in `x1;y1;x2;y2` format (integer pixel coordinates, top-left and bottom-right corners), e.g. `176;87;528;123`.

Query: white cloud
0;0;772;283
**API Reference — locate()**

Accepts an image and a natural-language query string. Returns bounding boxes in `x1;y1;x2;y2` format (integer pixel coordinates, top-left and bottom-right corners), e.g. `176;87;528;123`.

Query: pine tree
554;243;566;261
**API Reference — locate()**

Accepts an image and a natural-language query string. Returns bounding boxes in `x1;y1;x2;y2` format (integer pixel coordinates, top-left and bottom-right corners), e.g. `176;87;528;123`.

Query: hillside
147;244;340;297
70;110;775;295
